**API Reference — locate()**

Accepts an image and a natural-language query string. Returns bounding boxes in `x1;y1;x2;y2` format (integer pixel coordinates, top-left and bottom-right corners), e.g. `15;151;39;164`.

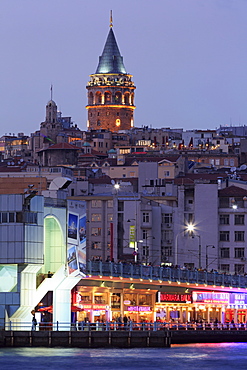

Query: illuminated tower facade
86;16;136;132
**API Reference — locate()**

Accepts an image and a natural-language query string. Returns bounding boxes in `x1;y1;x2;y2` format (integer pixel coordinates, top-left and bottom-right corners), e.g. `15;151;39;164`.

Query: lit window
91;227;101;236
92;200;102;208
91;242;102;250
91;214;101;222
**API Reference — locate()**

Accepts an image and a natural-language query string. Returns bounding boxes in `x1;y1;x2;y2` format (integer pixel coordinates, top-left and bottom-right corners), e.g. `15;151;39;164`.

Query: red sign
159;293;192;303
82;304;107;310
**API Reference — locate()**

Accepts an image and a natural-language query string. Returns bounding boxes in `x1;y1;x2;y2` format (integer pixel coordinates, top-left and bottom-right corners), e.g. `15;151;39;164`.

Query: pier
3;322;247;347
0;330;171;348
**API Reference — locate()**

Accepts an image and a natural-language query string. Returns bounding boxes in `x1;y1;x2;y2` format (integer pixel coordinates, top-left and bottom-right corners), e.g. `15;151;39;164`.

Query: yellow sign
129;225;136;248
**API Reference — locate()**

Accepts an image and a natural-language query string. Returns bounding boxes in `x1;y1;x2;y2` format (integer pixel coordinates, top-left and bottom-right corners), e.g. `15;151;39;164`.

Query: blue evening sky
1;0;247;135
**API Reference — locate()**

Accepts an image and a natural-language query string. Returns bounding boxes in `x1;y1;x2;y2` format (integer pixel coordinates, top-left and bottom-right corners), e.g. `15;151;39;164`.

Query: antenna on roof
110;10;113;28
50;84;53;100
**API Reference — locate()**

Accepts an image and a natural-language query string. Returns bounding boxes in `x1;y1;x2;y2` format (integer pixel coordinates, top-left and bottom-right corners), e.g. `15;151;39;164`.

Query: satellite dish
240;165;247;171
111;179;115;185
7;162;10;165
230;167;236;172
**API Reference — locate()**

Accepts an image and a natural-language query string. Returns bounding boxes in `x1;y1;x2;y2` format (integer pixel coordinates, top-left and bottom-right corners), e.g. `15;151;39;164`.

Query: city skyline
1;0;247;135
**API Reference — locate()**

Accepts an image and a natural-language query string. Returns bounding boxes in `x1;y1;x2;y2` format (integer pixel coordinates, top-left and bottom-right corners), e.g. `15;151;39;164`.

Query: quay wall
171;330;247;344
1;330;247;347
0;330;171;348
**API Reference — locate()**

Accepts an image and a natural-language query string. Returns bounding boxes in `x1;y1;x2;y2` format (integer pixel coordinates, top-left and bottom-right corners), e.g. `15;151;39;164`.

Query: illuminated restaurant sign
158;293;192;303
192;291;229;304
82;304;107;310
229;293;247;305
127;306;151;312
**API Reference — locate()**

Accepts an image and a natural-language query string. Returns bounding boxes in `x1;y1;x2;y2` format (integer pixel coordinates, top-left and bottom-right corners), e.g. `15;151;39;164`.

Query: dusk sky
1;0;247;135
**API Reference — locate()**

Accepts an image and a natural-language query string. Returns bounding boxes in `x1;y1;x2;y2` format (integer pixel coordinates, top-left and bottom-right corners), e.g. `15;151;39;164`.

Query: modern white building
0;191;86;330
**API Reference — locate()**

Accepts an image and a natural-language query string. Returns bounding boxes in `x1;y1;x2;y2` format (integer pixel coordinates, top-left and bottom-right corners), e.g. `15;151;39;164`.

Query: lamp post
175;227;190;266
135;240;143;263
174;232;180;266
112;182;120;261
206;245;215;270
197;234;202;269
187;224;202;269
143;236;155;265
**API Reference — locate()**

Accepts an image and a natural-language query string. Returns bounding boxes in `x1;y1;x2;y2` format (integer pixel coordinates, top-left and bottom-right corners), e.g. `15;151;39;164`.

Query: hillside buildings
2;15;247;330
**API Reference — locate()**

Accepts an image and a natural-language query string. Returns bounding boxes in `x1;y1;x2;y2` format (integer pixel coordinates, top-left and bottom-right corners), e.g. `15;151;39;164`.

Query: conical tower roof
95;27;126;74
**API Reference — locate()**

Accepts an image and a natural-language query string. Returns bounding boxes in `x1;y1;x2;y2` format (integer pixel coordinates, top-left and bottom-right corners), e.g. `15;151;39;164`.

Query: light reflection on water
0;343;247;369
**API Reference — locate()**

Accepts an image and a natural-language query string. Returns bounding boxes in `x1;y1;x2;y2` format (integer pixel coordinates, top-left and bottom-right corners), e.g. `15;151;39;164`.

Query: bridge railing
5;321;247;332
87;261;247;288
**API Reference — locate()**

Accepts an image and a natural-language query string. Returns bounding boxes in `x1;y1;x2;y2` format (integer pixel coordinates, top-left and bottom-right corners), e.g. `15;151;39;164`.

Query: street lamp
206;245;215;270
195;234;202;270
175;225;192;266
186;224;202;269
111;181;120;261
140;236;155;265
134;240;143;263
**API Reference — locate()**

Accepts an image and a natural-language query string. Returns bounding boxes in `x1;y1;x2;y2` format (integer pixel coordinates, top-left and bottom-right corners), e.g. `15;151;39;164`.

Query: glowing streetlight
186;224;202;269
187;224;194;233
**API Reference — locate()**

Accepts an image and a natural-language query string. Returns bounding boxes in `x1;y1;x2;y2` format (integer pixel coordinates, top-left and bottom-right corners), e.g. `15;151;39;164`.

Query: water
0;343;246;369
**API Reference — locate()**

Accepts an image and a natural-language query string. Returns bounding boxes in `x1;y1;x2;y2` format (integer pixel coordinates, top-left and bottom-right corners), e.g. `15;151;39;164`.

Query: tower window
97;112;100;116
117;112;119;116
95;92;102;104
89;92;94;105
124;93;130;105
105;92;111;103
115;92;122;103
116;119;121;127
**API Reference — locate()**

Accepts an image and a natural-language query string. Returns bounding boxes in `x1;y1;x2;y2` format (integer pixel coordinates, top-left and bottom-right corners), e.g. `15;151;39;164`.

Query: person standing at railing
117;316;122;330
123;315;128;330
31;310;37;331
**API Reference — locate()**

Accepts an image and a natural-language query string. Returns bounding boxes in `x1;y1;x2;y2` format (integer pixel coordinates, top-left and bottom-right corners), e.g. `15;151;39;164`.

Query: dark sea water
0;343;246;370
